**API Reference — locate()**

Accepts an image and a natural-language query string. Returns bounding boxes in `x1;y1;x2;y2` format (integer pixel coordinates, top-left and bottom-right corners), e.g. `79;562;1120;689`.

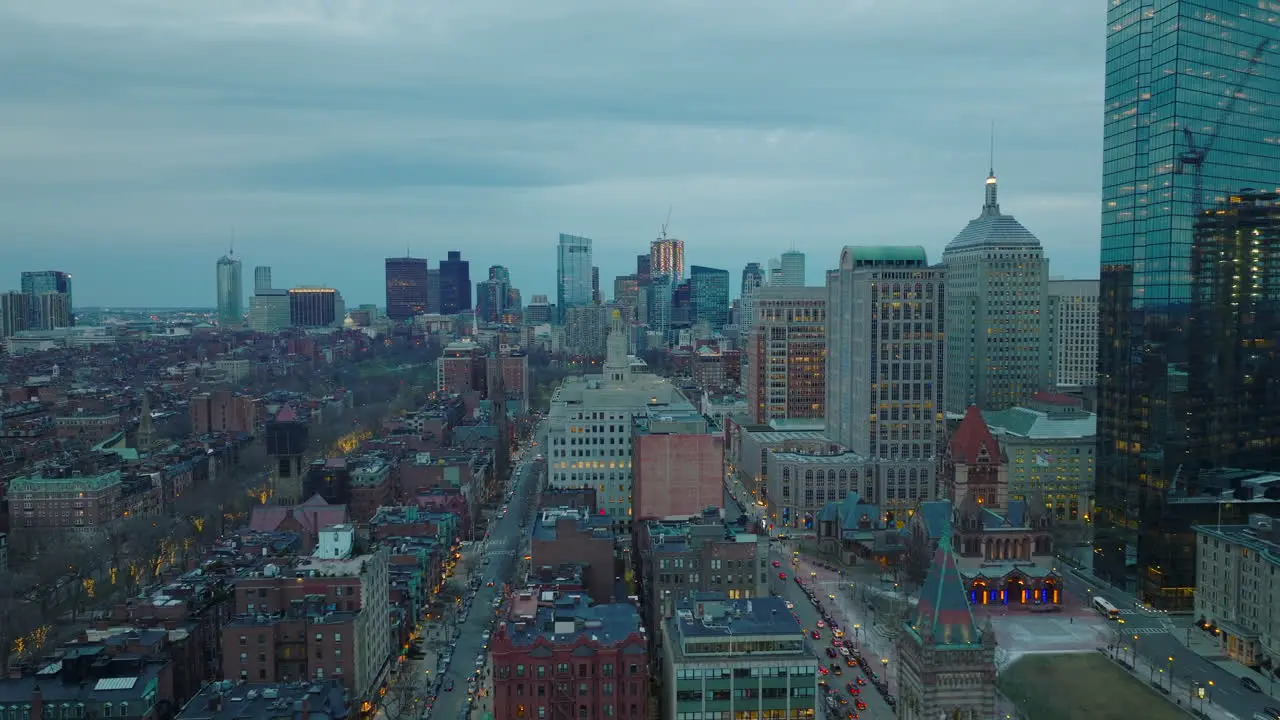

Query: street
1061;568;1280;719
769;547;895;720
422;440;543;720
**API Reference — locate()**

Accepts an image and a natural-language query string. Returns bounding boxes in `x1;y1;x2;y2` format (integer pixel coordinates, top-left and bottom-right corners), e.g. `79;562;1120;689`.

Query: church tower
603;308;631;386
265;404;309;505
136;389;156;453
896;516;998;720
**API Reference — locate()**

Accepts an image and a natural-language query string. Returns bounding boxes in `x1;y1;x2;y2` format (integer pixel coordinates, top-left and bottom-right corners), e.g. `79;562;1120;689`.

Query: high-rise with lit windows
745;286;826;425
1094;0;1280;608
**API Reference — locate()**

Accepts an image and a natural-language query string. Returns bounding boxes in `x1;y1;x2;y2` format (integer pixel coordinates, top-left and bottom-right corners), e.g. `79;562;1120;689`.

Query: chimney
30;685;44;720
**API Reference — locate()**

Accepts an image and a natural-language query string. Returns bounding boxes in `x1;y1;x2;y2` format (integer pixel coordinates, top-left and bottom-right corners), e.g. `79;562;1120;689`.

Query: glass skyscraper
1096;0;1280;608
556;233;593;324
689;265;730;331
215;253;243;327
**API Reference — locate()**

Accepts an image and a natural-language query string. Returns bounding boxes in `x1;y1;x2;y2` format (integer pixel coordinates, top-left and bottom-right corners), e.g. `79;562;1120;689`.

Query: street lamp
853;624;862;652
881;657;890;692
1166;656;1174;692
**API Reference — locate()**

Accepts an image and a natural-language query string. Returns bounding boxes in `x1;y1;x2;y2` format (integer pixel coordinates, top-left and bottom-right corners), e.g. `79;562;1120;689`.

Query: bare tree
0;569;39;672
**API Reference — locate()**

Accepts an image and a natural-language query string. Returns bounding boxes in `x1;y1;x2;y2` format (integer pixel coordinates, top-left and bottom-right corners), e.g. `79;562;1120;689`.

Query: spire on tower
983;121;1000;216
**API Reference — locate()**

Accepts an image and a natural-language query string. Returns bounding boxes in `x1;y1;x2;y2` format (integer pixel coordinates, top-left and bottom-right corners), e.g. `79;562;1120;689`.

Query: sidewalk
1109;648;1241;720
792;553;897;694
1171;618;1280;700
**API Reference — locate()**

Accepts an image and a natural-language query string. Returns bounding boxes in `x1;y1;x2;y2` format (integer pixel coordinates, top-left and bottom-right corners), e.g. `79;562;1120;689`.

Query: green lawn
998;652;1187;720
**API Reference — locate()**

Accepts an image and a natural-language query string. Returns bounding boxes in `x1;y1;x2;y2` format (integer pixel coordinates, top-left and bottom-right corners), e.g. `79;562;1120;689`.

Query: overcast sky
0;1;1104;308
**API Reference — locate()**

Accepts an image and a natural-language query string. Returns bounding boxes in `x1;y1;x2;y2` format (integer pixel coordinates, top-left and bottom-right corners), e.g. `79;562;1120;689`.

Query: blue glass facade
1096;0;1280;608
689;265;730;331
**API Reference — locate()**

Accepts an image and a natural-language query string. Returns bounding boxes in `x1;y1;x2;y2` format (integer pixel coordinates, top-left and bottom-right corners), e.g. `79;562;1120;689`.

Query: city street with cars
402;428;544;720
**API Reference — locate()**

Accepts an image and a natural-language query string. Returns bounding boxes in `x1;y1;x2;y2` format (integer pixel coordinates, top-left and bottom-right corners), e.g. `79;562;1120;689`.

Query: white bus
1093;596;1121;620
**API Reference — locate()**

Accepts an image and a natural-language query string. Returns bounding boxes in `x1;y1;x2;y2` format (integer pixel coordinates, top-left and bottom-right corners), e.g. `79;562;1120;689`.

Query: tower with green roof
894;516;997;719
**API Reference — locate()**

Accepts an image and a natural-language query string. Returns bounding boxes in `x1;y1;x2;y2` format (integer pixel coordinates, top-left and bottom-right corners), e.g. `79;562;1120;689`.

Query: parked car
1241;676;1262;692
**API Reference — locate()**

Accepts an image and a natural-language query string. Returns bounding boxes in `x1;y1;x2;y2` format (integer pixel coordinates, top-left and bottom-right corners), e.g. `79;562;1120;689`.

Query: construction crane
1176;39;1267;215
659;206;673;240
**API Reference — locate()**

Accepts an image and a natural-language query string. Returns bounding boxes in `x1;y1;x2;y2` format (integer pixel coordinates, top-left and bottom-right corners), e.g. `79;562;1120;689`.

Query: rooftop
646;513;761;554
983;405;1096;442
498;592;645;648
1194;515;1280;568
666;597;811;660
533;507;613;542
942;173;1043;253
176;680;349;720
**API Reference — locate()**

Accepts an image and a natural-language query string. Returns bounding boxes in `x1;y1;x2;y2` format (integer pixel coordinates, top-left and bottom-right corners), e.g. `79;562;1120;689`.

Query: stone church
895;517;998;720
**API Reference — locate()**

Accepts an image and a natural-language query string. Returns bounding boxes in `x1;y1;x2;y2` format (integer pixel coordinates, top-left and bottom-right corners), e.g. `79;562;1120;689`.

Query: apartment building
1193;515;1280;669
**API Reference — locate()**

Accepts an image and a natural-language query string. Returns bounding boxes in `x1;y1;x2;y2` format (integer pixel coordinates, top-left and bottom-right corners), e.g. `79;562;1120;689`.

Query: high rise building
523;294;552;325
556;233;594;323
942;169;1051;413
0;291;31;338
1095;1;1280;607
384;256;430;321
426;268;442;313
438;250;471;315
826;246;947;515
745;286;826;424
739;262;766;332
767;258;782;284
288;287;344;327
636;254;652;285
591;265;602;305
254;266;272;293
613;274;640;321
777;250;805;286
688;265;730;331
545;309;695;530
475;265;511;325
36;292;72;330
215;252;243;327
21;270;73;328
648;274;674;337
1048;279;1099;390
650;237;685;279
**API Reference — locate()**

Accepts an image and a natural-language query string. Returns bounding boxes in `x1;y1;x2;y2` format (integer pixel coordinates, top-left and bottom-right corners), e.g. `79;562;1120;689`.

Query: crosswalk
1125;627;1170;635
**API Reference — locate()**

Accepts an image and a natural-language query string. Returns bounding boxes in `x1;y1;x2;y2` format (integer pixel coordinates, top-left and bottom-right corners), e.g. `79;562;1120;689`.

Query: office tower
384;256;430;321
1048;279;1099;390
942;168;1051;413
739;262;766;332
613;274;640;321
426;269;442;313
746;286;826;424
249;290;290;331
215;252;243;327
826;246;947;514
288;287;344;327
650;237;685;279
524;294;552;325
767;258;782;284
648;274;674;337
21;270;73;328
437;250;472;315
254;266;272;293
564;305;610;356
591;266;602;305
777;251;805;286
689;265;730;331
0;291;32;338
36;292;71;330
637;254;652;285
670;279;694;327
1095;1;1280;607
556;233;594;323
476;265;511;325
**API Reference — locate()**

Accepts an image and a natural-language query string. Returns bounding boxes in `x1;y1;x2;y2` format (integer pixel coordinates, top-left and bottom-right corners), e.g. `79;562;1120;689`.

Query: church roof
949;406;1000;464
907;517;983;649
942;172;1043;254
274;403;299;423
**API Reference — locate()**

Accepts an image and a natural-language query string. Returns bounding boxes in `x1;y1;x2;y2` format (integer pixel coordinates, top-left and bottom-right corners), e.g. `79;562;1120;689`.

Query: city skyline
0;1;1103;307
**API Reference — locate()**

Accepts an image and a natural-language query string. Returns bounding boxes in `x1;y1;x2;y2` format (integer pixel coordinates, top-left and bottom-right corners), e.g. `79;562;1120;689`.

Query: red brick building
489;591;649;720
530;508;617;605
438;340;486;395
190;391;259;435
632;413;724;521
487;350;530;414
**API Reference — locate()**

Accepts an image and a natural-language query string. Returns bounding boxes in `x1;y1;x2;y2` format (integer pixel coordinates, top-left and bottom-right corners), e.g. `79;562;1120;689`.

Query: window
334;633;342;642
601;664;613;676
102;706;112;719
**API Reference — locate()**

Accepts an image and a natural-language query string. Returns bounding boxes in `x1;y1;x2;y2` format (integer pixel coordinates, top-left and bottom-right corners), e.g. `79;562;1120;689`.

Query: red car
855;700;867;711
811;630;821;640
856;676;867;686
772;560;781;567
778;572;787;580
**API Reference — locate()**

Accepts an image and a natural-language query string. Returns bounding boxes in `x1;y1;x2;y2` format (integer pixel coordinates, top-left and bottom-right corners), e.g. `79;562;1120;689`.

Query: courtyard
999;652;1187;720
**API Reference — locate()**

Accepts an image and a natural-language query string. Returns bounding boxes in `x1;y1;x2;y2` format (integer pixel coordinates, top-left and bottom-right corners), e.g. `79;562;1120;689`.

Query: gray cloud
0;1;1104;306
